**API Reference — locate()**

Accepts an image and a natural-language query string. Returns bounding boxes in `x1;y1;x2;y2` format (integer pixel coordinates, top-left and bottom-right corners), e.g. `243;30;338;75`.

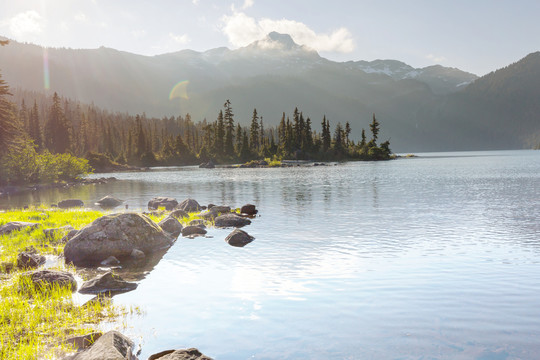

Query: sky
1;0;539;76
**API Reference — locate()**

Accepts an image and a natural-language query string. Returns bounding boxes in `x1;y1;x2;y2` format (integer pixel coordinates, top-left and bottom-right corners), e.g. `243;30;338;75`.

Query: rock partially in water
148;197;178;210
199;161;215;169
64;213;173;266
57;199;84;209
17;250;46;269
214;213;251;228
67;331;136;360
240;204;258;216
0;221;40;235
159;216;183;237
149;348;213;360
95;195;124;209
181;225;207;237
176;198;201;212
170;209;189;220
225;229;255;247
188;219;206;228
199;205;232;220
29;270;77;292
79;271;138;295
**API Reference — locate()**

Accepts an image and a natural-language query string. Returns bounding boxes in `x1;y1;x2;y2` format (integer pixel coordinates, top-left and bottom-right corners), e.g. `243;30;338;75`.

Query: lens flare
43;48;50;90
169;80;189;100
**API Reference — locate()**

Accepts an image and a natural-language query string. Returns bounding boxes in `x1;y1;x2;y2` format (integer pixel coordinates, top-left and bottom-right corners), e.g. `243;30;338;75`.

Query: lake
2;150;540;359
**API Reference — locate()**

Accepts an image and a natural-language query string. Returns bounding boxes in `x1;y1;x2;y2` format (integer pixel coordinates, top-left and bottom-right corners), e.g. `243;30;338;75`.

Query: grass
0;207;135;359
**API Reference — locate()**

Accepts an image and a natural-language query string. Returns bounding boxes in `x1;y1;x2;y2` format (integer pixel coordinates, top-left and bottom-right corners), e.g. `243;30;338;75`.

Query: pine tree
370;113;380;143
29;100;42;149
250;108;260;151
321;115;331;152
214;110;224;154
223;100;235;156
259;116;265;149
345;121;351;146
44;92;70;153
0;71;20;156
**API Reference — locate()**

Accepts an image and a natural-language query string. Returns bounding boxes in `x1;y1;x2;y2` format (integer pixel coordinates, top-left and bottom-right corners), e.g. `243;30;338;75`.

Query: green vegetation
0;208;134;359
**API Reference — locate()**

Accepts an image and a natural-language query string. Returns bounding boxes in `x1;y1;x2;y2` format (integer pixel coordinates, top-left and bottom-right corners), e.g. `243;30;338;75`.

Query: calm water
2;150;540;359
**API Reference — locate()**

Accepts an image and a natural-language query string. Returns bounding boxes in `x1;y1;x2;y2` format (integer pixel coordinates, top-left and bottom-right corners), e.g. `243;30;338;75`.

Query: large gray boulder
181;226;207;237
225;229;255;247
159;216;183;237
79;272;137;295
240;204;258;216
176;198;201;212
29;270;77;292
64;213;173;266
148;197;178;210
214;213;251;228
149;348;212;360
95;195;124;209
58;199;84;209
70;330;136;360
0;221;40;235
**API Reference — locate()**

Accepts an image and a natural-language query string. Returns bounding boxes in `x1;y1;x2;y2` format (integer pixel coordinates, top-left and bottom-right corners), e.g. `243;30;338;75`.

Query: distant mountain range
0;32;538;152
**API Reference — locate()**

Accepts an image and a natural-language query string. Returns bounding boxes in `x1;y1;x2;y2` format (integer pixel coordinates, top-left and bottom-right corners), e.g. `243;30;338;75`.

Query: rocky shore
0;177;118;197
0;195;259;359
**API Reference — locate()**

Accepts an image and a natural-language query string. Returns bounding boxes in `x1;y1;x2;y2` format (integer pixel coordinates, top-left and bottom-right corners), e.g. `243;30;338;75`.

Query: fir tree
250;108;260;151
223;100;235;156
44;92;70;153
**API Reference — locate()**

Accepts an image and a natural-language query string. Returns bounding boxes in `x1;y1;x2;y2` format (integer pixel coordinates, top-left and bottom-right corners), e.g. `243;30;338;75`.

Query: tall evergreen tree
370;113;380;143
223;100;235;155
44;92;70;153
214;110;225;154
29;100;42;149
321;115;331;152
0;71;19;156
249;108;260;151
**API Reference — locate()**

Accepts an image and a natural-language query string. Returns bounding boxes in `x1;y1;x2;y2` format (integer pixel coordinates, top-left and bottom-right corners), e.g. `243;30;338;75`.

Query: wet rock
29;270;77;292
17;251;46;269
57;199;84;209
159;216;183;237
130;248;146;259
198;206;231;220
149;348;212;360
176;198;201;212
0;221;40;235
181;226;207;237
207;204;215;209
64;213;173;266
62;332;102;351
100;256;120;266
148;197;178;211
225;229;255;247
95;195;124;209
170;209;189;220
199;161;215;169
79;271;138;295
68;330;136;360
215;213;251;228
188;219;206;228
240;204;258;216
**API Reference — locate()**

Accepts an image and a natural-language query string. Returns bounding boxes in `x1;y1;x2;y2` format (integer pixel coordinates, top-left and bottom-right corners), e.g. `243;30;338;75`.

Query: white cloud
242;0;254;9
192;0;200;4
74;12;87;22
221;12;355;53
8;10;43;39
169;32;190;44
132;29;147;39
426;54;446;63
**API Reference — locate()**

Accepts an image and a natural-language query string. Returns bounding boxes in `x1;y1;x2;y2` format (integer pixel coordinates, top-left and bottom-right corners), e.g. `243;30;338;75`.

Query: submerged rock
64;213;173;266
58;199;84;209
224;229;255;247
68;331;136;360
214;213;251;228
148;197;178;210
95;195;124;209
149;348;213;360
0;221;40;235
79;271;138;295
176;198;201;212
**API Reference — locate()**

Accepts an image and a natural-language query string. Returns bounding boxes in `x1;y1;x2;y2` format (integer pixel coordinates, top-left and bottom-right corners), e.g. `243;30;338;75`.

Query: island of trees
1;71;392;186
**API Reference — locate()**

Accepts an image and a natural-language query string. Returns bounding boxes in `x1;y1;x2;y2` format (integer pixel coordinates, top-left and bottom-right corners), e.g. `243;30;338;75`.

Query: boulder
214;213;251;228
0;221;40;235
29;270;77;292
95;195;124;209
58;199;84;209
170;209;189;220
181;226;207;237
198;206;231;220
64;213;173;266
240;204;258;216
148;197;178;210
60;229;80;243
176;198;201;212
100;256;120;266
17;251;46;269
224;229;255;247
149;348;212;360
79;272;138;295
159;216;183;237
62;332;102;351
130;248;146;259
188;219;206;228
69;330;136;360
199;161;215;169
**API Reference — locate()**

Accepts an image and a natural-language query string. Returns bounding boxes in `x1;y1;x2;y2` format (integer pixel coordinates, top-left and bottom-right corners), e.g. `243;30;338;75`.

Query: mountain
0;33;538;152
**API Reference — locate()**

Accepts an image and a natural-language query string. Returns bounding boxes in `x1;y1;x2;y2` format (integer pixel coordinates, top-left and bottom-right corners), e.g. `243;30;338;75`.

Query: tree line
1;71;392;185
